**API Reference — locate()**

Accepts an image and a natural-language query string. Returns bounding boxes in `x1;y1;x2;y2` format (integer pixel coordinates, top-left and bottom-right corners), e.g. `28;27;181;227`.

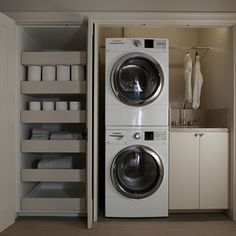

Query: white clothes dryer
105;38;169;126
105;126;168;217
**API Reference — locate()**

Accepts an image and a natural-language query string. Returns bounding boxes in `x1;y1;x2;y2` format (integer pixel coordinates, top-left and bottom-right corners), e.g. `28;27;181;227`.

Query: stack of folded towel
31;129;50;140
50;132;83;140
30;129;84;140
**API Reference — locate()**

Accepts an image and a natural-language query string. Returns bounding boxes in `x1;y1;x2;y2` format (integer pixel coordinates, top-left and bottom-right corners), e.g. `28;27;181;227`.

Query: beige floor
2;214;236;236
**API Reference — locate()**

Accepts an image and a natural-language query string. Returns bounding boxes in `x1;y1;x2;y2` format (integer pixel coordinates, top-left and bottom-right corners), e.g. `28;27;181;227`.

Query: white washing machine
105;38;169;126
105;126;168;217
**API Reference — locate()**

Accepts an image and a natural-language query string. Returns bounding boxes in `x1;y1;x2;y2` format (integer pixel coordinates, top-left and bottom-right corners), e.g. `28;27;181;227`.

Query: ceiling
0;0;236;12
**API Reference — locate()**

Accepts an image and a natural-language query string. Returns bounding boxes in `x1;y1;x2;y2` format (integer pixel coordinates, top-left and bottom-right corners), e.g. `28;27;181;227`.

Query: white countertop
170;127;229;132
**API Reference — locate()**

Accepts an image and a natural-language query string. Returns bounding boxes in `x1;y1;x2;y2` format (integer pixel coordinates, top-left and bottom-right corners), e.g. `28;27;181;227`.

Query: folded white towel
31;137;49;140
31;129;50;140
50;132;73;140
32;129;49;135
192;55;203;109
31;134;49;137
184;52;193;103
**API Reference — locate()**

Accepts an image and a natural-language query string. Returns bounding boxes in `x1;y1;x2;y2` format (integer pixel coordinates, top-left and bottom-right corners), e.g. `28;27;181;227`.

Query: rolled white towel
38;156;73;169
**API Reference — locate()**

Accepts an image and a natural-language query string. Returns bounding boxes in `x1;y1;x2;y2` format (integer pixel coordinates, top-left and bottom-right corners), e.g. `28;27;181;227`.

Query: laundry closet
0;13;93;230
95;25;234;217
1;11;236;232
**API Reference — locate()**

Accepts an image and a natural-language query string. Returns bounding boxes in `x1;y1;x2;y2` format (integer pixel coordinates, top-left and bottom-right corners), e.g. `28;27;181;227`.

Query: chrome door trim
110;145;164;199
110;52;164;106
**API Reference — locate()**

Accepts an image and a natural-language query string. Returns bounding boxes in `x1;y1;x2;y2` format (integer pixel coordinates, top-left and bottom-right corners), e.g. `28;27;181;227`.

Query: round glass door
111;145;164;199
111;52;164;106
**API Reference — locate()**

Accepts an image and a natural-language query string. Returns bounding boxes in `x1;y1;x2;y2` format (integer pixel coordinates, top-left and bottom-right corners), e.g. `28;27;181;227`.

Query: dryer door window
111;52;164;106
111;145;164;199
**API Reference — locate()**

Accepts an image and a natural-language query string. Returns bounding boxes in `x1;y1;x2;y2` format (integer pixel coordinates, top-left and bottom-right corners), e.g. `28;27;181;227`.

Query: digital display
145;131;154;140
144;39;154;48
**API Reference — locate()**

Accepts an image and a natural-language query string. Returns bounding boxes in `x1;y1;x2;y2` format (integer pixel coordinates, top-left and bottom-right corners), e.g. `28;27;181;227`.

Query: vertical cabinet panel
200;132;229;209
169;132;199;209
170;131;229;211
0;13;16;233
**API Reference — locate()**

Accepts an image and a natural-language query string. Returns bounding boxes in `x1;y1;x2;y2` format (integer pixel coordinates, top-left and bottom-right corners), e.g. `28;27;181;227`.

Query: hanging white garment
192;55;203;109
184;52;193;103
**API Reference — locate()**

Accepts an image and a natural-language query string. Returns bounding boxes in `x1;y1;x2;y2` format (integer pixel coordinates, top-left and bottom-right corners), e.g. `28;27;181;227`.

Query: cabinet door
0;13;17;232
200;132;229;209
169;132;199;210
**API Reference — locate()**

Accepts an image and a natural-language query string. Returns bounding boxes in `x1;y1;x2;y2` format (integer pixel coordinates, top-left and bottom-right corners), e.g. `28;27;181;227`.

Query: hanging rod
100;46;211;50
169;46;211;50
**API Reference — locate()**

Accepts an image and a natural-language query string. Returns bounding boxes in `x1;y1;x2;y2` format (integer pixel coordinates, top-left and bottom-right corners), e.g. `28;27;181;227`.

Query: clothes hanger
195;51;198;61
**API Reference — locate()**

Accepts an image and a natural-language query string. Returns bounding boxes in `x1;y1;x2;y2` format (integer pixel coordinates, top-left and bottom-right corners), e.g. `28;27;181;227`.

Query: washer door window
111;145;164;199
111;52;164;106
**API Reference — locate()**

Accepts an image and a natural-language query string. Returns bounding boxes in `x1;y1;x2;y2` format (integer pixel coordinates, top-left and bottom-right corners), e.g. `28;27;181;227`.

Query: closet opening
96;24;234;219
17;25;88;217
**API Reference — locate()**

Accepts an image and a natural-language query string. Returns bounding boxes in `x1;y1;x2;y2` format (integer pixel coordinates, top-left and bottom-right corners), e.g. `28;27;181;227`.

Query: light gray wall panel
0;0;236;12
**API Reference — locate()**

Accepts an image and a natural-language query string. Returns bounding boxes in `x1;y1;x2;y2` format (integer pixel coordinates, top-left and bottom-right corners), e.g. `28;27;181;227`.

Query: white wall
198;27;234;217
198;28;234;109
0;0;236;12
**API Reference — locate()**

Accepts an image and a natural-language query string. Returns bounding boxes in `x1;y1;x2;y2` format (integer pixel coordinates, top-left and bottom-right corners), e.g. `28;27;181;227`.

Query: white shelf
21;51;87;66
21;110;86;123
21;169;85;182
21;140;86;153
21;183;86;211
21;81;86;95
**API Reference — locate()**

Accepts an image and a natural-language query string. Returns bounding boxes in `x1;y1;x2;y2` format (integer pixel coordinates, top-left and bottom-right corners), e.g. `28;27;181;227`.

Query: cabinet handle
194;133;205;137
109;134;124;138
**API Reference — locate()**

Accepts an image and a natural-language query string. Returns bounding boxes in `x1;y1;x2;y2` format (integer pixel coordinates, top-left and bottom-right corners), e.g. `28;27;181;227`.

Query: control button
133;40;141;47
134;132;142;139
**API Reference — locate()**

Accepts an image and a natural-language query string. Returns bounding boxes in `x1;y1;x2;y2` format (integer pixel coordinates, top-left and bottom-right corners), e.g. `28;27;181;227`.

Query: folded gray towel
32;129;50;135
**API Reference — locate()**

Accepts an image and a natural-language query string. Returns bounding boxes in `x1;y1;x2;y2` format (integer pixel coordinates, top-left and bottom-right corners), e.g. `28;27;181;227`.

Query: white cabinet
169;130;229;210
199;132;229;209
169;132;199;209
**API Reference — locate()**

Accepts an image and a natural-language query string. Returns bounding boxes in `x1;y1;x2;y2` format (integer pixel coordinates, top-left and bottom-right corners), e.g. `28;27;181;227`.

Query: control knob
134;132;142;139
133;39;141;47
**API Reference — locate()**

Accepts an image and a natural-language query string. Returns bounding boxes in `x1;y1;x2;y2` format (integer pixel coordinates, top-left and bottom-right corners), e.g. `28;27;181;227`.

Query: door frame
91;12;236;222
4;10;236;222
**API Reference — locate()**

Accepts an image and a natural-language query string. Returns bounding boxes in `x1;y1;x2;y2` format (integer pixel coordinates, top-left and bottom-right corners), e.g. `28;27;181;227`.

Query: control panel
106;38;168;51
132;39;167;49
106;129;167;144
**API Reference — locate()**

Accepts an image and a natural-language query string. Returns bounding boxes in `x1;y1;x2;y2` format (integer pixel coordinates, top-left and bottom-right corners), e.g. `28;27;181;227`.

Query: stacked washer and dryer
105;38;169;217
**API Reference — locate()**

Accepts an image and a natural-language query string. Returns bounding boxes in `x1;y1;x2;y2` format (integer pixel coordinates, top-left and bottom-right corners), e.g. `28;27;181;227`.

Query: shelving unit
21;110;86;123
22;183;86;212
21;140;86;153
21;81;86;95
20;51;88;217
21;169;86;182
